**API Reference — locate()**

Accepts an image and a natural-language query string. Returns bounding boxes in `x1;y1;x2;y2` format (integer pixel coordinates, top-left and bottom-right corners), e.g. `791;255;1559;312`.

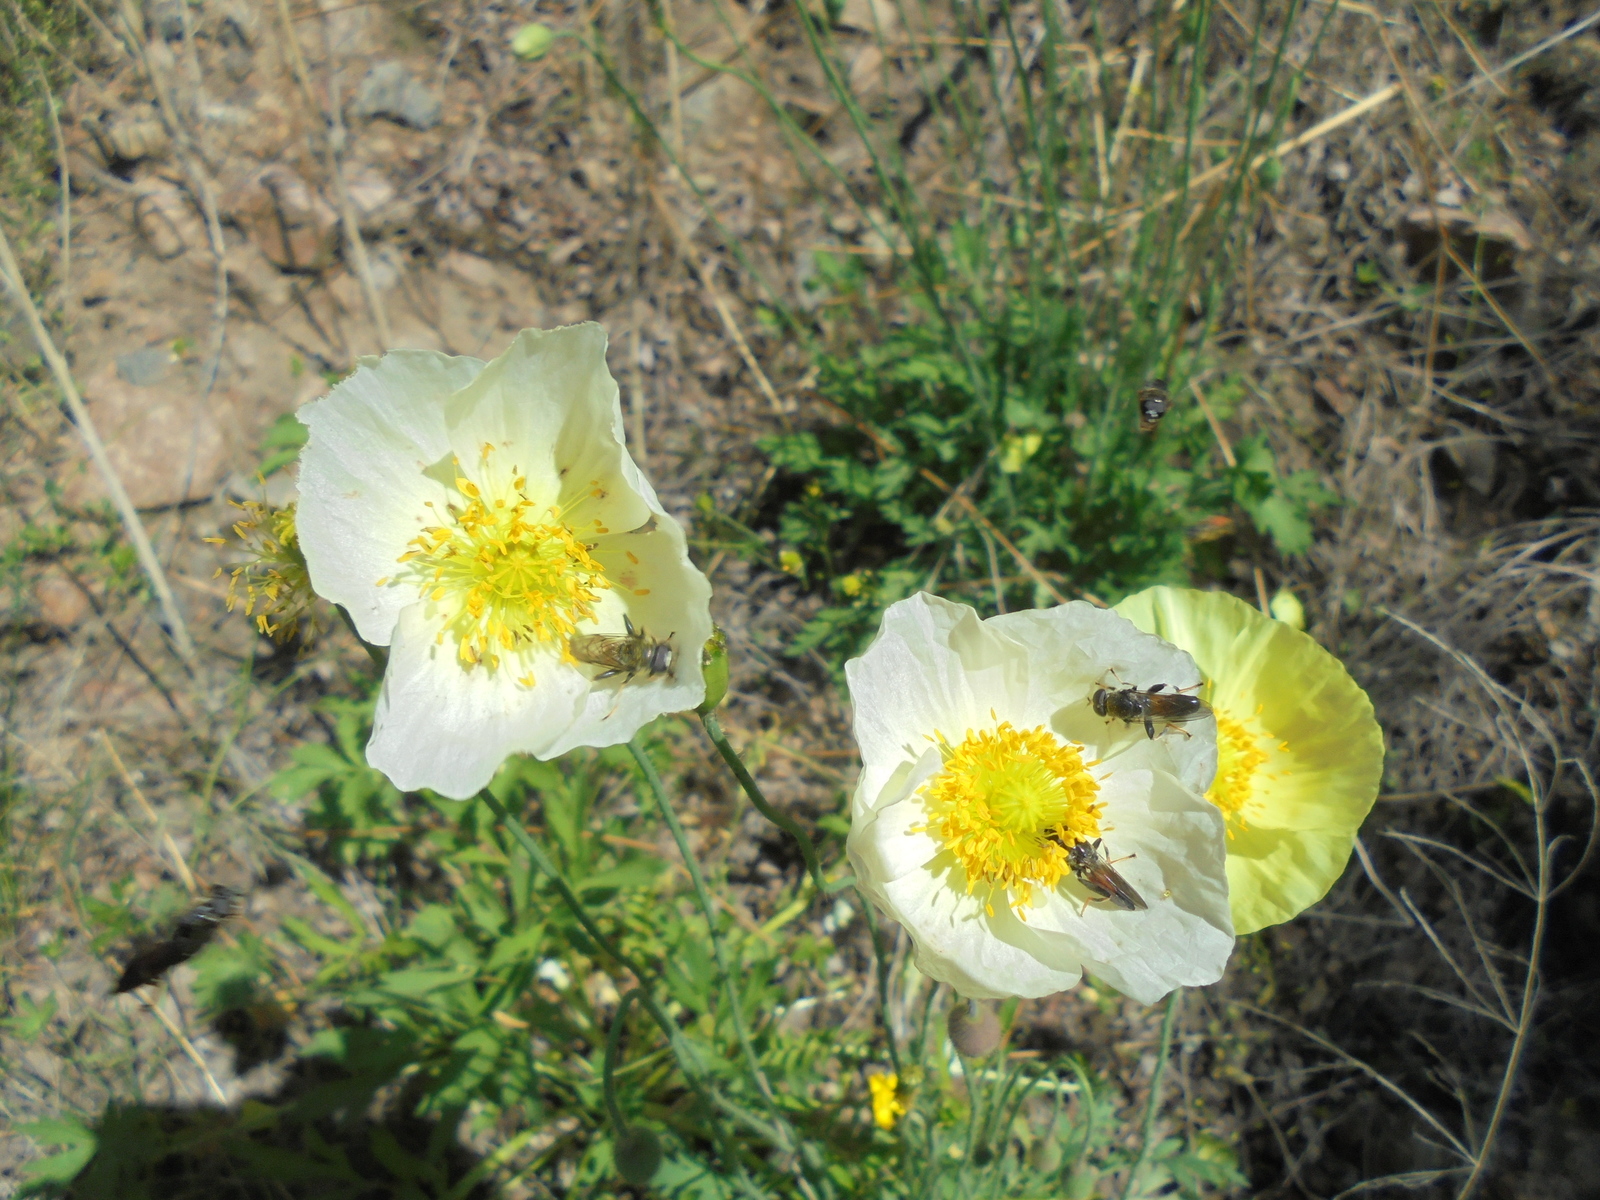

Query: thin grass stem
1122;988;1181;1200
626;742;800;1143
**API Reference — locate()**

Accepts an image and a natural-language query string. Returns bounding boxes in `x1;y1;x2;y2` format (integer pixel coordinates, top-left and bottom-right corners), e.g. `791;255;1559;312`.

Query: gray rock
116;344;175;386
351;62;441;131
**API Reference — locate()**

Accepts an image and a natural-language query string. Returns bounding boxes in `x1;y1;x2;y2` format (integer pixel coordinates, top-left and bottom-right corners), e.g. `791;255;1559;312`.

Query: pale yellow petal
1115;587;1384;934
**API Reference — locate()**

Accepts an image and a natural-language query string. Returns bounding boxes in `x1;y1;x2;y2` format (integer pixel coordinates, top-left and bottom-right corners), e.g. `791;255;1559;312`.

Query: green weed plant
652;0;1336;667
18;702;1245;1197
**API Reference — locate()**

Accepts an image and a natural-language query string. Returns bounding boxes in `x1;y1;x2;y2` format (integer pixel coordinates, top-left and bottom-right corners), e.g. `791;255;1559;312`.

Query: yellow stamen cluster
920;722;1102;910
206;500;320;644
1209;709;1271;833
395;461;609;670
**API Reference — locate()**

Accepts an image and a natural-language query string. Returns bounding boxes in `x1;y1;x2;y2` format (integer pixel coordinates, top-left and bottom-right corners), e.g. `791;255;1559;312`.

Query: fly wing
1150;693;1210;722
1093;865;1148;911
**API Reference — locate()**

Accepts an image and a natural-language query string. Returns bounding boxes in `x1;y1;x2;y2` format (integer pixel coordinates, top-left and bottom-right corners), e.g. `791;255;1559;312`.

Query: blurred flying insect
1049;834;1148;914
1092;671;1211;739
1136;379;1171;433
116;885;240;993
569;614;676;686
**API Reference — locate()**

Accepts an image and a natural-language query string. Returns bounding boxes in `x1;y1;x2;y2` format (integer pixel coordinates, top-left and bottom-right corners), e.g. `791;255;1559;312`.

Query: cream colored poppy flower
296;325;712;798
1113;586;1384;935
846;593;1234;1004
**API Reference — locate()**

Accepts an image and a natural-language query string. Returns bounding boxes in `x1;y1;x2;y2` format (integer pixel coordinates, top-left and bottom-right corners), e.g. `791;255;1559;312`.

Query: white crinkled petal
844;592;1232;1003
847;750;945;884
443;325;654;538
297;349;485;645
1020;769;1234;1003
367;604;590;798
875;866;1084;1000
849;594;1216;814
987;604;1217;797
544;520;713;759
846;596;990;818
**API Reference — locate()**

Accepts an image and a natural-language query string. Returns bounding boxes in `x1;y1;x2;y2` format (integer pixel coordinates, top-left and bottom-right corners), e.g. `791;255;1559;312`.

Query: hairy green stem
699;710;837;893
603;987;641;1132
629;742;829;1200
858;891;902;1078
334;604;388;672
628;743;788;1117
1122;988;1182;1199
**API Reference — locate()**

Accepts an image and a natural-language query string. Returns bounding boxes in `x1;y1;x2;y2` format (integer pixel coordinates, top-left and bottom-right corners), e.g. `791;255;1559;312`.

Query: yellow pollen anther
921;722;1102;910
391;449;610;671
1210;709;1271;834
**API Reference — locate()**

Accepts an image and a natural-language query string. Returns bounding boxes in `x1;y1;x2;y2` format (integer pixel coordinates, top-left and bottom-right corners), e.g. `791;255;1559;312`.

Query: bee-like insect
116;885;240;993
1049;834;1148;914
1092;672;1210;739
568;614;675;686
1137;379;1171;433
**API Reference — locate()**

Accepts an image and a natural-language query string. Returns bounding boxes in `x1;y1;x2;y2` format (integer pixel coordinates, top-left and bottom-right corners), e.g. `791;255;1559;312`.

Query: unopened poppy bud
947;1000;1001;1057
509;22;554;60
1269;588;1306;630
696;626;729;715
613;1125;663;1186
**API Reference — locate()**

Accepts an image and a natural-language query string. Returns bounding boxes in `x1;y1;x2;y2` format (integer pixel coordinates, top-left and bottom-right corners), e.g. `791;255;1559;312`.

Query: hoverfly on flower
1092;673;1212;740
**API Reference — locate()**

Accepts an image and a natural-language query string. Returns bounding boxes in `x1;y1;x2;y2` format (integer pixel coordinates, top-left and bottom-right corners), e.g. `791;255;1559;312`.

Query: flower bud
509;23;554;60
947;1000;1001;1057
613;1125;663;1186
1269;588;1306;630
696;626;729;715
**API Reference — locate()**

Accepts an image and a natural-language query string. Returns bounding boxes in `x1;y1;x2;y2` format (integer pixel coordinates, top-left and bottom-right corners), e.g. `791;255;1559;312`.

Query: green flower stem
699;710;842;894
1122;988;1182;1200
603;987;641;1132
628;742;804;1163
858;891;902;1078
334;604;388;672
476;789;788;1161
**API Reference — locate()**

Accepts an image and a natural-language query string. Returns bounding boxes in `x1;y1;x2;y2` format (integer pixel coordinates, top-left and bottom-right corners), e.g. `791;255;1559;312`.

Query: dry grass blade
0;224;197;663
134;994;228;1106
270;0;392;349
1236;1002;1474;1164
1444;6;1600;99
1353;980;1514;1031
1383;831;1532;898
1352;835;1412;926
1391;888;1515;1028
1547;760;1600;900
1367;611;1559;1199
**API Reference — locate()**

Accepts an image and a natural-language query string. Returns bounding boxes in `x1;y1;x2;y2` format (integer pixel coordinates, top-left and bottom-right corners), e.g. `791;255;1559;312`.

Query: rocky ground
1;0;1598;1197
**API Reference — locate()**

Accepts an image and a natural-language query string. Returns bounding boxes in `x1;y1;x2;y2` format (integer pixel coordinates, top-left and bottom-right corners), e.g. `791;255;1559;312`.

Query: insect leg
1144;715;1156;739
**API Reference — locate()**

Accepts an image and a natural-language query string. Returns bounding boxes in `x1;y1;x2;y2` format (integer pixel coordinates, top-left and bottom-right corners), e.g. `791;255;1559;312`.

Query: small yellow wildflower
868;1073;907;1131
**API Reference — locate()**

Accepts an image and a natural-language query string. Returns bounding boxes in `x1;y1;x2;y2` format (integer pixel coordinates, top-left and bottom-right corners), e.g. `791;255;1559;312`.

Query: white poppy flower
296;325;712;798
846;593;1234;1004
